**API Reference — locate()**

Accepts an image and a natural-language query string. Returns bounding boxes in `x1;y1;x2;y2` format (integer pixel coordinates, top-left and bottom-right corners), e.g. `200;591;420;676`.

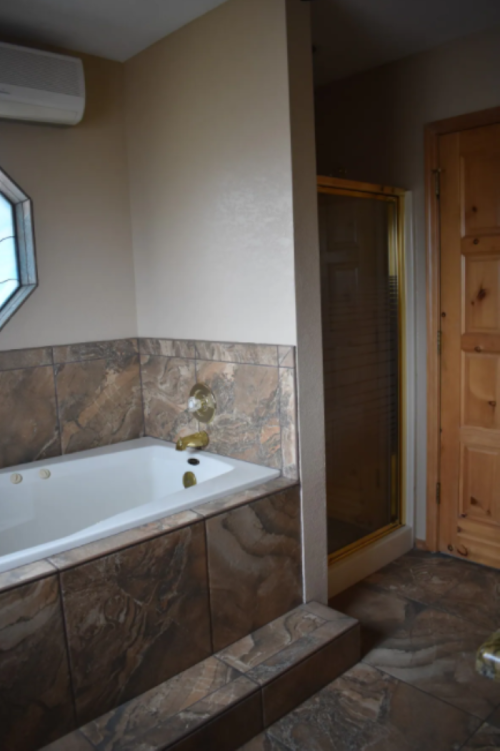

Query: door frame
317;175;407;562
425;105;500;551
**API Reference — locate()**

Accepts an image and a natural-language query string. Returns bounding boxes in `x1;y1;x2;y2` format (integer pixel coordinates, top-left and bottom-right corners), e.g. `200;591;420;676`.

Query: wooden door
440;122;500;566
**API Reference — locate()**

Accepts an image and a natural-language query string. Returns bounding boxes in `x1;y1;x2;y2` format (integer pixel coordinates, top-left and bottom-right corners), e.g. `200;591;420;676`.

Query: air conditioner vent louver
0;43;85;125
0;45;84;97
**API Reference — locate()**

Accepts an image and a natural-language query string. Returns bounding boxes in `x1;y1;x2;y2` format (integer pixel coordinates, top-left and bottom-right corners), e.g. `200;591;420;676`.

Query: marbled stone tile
53;338;138;363
141;355;198;441
61;522;212;725
206;486;302;651
196;360;281;468
49;509;200;570
438;564;500;631
279;367;298;479
0;346;53;370
55;354;143;454
75;656;242;750
0;365;60;469
218;606;326;674
139;338;196;359
78;672;260;751
245;620;359;687
261;627;360;726
277;346;294;369
0;576;74;751
330;581;425;655
462;722;500;750
266;662;480;751
365;549;471;605
195;341;279;366
41;732;95;751
239;732;290;751
364;606;500;719
0;559;57;594
193;477;298;519
303;601;354;622
170;687;262;751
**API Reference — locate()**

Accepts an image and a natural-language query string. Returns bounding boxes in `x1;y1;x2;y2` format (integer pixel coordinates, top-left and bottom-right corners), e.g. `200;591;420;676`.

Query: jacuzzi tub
0;438;280;573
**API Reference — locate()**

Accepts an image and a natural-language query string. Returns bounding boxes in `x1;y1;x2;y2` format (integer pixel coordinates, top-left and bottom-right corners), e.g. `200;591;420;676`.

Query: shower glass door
317;178;404;559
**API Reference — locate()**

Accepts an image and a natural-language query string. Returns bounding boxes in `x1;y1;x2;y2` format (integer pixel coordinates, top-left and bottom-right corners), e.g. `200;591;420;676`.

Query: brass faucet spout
175;431;210;451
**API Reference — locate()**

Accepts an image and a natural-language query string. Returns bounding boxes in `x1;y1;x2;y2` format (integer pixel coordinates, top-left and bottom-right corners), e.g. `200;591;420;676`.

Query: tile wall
0;338;298;478
0;482;301;751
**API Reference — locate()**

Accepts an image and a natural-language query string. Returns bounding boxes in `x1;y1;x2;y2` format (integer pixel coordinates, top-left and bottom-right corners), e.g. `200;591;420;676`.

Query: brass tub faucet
175;431;210;451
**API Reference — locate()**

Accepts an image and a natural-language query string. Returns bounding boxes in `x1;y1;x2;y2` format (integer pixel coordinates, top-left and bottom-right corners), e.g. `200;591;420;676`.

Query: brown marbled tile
365;549;471;605
0;346;53;370
41;731;95;751
195;341;279;366
329;581;425;655
76;656;242;750
363;606;500;719
61;522;212;725
239;732;290;751
303;600;355;622
53;338;138;363
170;686;262;751
277;346;294;369
48;509;200;570
245;619;359;687
141;355;198;441
197;360;281;468
0;558;58;594
261;626;360;726
0;576;74;751
139;338;196;359
55;353;143;454
462;721;500;749
193;477;298;519
206;486;302;651
266;662;480;751
278;367;298;479
0;365;60;469
437;563;500;631
218;606;326;674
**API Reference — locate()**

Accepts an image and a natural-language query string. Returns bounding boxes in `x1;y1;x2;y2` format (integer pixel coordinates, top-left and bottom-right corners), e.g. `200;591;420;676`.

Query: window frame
0;168;37;330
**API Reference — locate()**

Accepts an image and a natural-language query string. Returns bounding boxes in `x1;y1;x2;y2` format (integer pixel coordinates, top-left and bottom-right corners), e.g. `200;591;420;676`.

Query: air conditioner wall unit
0;42;85;126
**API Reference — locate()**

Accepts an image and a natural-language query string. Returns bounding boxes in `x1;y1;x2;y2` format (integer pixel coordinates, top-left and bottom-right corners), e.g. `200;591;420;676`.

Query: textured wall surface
0;53;137;352
125;0;296;346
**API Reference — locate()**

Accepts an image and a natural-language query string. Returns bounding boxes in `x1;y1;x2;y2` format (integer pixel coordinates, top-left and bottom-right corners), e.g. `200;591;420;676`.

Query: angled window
0;169;37;329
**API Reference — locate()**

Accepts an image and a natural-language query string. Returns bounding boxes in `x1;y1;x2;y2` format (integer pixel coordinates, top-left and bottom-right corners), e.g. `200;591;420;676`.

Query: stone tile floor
240;549;500;750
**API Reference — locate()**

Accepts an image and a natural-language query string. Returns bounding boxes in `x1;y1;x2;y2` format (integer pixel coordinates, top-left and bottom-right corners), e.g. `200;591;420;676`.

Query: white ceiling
311;0;500;87
0;0;230;61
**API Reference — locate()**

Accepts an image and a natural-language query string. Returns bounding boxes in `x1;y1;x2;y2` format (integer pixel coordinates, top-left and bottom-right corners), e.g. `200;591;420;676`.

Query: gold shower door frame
317;176;407;565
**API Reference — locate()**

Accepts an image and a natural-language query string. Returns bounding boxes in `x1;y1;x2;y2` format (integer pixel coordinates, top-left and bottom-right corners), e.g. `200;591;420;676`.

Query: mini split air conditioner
0;42;85;125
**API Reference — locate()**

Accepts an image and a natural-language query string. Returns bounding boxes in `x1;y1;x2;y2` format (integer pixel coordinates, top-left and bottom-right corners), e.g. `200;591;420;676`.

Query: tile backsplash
0;338;298;477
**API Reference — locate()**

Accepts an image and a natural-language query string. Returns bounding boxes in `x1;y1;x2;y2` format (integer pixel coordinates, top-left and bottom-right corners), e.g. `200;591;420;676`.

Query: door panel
440;121;500;567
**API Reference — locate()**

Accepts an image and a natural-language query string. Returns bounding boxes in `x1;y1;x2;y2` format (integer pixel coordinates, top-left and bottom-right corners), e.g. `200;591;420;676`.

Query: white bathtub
0;438;280;574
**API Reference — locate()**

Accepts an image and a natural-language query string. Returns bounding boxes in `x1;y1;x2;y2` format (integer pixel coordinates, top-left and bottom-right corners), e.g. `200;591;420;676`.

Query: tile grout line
51;347;64;457
55;569;80;732
137;339;148;439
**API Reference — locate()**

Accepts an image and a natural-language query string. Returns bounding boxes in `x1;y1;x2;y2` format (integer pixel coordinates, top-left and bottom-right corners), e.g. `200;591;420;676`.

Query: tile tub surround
139;338;298;478
0;339;144;470
0;576;74;751
0;337;297;478
0;478;301;750
41;603;360;751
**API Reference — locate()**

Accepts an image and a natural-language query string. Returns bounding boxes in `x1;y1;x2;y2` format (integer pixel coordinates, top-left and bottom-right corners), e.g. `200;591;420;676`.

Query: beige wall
125;0;297;346
0;52;137;351
286;0;327;602
315;25;500;540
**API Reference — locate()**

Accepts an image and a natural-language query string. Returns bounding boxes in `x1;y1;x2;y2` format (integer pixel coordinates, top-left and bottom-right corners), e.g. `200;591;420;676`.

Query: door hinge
436;482;441;505
433;168;442;199
437;330;442;355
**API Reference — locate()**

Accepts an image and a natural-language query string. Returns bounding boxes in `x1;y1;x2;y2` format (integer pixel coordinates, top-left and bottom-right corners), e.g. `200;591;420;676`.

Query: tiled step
42;602;360;751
